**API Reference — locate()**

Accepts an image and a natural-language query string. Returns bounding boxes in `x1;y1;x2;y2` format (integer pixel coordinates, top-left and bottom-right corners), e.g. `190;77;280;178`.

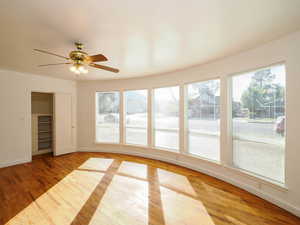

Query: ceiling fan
34;42;119;74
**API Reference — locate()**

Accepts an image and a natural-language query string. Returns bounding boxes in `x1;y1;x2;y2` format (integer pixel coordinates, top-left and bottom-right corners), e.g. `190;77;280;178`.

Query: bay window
232;64;286;183
153;86;179;151
96;92;120;143
186;79;220;161
124;90;148;146
93;63;287;185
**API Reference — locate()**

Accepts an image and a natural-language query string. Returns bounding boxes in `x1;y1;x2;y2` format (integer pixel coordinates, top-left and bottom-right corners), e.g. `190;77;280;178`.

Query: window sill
223;164;288;192
181;152;221;165
94;141;120;145
154;146;180;153
123;143;149;150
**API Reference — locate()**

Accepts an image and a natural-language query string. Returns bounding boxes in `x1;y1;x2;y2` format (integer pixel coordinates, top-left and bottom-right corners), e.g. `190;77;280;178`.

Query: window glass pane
154;86;179;151
187;79;220;161
232;65;286;183
96;92;120;143
125;90;148;146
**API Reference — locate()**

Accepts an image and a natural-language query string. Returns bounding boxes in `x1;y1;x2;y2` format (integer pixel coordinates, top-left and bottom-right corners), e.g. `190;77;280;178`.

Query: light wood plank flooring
0;152;299;225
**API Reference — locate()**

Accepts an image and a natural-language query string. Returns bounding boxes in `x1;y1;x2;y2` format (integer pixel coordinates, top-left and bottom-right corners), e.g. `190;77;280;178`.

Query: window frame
123;89;149;147
153;85;180;152
95;91;121;144
184;78;221;162
229;62;287;184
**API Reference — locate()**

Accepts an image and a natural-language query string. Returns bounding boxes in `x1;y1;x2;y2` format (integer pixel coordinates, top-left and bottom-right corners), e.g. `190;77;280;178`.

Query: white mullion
148;88;153;148
179;85;188;154
120;91;125;144
220;76;232;166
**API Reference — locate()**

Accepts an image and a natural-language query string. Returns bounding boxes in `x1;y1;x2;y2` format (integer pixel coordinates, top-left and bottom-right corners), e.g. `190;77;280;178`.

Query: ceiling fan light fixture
69;65;77;72
69;63;88;74
78;65;86;73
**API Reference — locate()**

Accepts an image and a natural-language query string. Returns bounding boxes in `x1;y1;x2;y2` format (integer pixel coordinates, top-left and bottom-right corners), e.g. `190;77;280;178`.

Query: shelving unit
38;115;52;150
32;114;53;155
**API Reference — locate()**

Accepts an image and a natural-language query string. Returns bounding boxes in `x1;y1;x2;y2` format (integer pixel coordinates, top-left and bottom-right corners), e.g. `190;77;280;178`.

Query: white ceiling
0;0;300;80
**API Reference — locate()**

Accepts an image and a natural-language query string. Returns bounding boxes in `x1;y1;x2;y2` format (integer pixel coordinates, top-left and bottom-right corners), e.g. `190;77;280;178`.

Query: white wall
0;70;77;167
77;31;300;216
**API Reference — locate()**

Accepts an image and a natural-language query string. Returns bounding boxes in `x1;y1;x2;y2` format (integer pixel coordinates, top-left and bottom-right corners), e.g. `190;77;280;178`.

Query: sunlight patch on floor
78;158;113;171
5;170;104;225
88;175;148;225
157;168;197;196
160;186;215;225
118;161;148;179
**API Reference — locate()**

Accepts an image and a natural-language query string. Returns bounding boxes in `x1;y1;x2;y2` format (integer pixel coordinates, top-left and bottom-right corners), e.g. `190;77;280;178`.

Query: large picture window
153;86;179;151
232;64;286;183
96;92;120;143
124;90;148;146
187;79;220;161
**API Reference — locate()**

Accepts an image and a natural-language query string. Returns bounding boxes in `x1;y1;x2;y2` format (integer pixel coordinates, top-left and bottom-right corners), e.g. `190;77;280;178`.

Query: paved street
97;114;284;142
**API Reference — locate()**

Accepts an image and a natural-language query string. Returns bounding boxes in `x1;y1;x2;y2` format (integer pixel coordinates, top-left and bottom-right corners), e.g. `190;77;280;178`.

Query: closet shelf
37;115;53;151
38;131;52;133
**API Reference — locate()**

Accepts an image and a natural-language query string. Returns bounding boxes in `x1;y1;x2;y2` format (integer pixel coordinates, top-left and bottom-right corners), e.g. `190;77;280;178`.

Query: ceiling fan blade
89;63;119;73
34;49;69;60
38;63;71;67
88;54;108;62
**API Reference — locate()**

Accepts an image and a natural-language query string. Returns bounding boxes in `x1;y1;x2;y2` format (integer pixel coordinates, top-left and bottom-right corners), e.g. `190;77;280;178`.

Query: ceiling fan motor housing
69;50;89;64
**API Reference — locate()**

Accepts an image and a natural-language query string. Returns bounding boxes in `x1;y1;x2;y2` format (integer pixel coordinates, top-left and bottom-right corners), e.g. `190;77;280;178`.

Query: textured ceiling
0;0;300;80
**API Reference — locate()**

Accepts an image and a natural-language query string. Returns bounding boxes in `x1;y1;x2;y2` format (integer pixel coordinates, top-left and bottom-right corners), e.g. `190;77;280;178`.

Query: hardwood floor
0;152;299;225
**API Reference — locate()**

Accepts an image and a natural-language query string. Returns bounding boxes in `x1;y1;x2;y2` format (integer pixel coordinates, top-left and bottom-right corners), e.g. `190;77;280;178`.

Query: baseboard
0;158;31;168
78;146;300;217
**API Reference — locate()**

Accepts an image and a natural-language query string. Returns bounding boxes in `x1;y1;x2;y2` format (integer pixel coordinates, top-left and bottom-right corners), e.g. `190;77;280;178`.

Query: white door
54;93;75;156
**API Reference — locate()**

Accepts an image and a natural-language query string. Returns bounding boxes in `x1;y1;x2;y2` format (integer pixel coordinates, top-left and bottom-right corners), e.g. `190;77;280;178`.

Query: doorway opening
31;92;54;156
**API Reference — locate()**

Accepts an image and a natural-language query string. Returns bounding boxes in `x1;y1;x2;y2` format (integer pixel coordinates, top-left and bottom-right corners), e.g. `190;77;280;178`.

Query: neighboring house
251;98;285;119
189;94;220;119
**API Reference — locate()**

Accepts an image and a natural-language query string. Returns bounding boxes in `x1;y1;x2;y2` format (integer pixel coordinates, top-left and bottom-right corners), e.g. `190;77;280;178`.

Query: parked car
274;116;285;136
